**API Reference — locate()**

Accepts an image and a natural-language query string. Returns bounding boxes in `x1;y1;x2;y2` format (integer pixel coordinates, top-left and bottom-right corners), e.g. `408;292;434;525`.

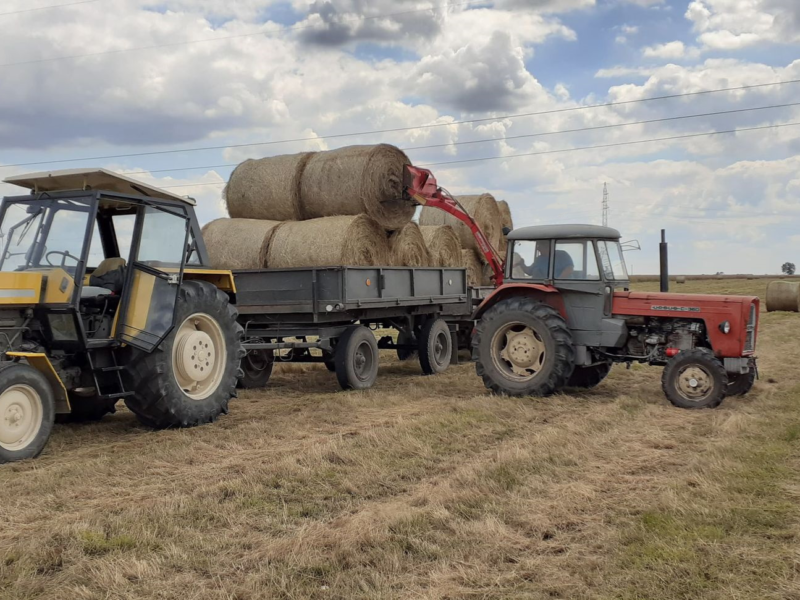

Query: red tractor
406;167;758;409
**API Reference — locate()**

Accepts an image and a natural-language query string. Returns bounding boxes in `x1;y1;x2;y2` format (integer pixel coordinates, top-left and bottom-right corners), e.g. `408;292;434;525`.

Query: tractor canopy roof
3;168;196;206
507;224;621;241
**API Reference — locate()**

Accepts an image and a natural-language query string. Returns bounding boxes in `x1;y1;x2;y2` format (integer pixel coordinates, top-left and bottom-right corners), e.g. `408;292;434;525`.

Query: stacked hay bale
420;226;461;268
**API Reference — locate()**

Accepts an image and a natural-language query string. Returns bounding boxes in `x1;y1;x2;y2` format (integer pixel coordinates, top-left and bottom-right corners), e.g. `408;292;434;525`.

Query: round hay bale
497;200;513;254
420;193;503;258
420;225;462;267
266;215;390;268
223;152;313;221
481;262;496;286
462;250;483;287
201;218;283;270
388;223;432;267
675;275;687;284
766;280;800;312
300;144;415;230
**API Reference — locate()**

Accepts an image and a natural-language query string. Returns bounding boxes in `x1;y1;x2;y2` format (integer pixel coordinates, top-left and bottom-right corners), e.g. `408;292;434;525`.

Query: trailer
234;266;482;390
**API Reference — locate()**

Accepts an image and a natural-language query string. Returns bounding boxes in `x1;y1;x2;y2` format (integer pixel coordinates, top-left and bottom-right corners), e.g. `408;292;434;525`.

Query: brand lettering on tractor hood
651;305;701;312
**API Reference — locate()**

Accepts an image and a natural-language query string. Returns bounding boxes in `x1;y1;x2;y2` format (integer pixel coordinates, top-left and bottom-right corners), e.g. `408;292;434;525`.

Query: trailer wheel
239;350;274;389
334;326;379;390
396;330;418;362
474;298;574;397
567;361;612;389
323;351;336;372
418;318;452;375
662;349;728;409
726;370;756;397
124;281;245;429
0;364;55;463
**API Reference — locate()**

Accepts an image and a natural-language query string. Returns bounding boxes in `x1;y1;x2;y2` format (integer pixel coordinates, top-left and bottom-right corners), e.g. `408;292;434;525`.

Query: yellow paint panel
43;268;75;304
6;352;70;413
120;269;155;340
184;269;236;293
0;272;43;305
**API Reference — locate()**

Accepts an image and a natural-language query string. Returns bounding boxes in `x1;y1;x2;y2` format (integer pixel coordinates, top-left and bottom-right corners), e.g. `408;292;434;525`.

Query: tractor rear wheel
474;298;574;397
567;361;612;389
0;364;55;463
662;349;728;409
239;349;274;389
124;281;244;429
726;370;756;397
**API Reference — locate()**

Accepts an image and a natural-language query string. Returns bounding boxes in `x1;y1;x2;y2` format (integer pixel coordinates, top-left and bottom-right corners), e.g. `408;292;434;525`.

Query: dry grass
1;279;799;599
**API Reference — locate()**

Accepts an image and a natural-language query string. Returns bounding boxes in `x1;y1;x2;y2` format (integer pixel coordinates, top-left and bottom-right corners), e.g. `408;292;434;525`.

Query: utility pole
602;182;609;227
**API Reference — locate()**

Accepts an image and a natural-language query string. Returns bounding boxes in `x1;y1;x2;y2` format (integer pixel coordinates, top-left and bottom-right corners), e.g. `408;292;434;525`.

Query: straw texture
388;223;432;267
766;280;800;312
462;250;484;287
419;193;503;258
420;225;462;268
202;218;283;270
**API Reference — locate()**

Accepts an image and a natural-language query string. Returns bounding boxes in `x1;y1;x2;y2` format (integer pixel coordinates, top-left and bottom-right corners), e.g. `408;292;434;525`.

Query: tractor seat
81;258;128;303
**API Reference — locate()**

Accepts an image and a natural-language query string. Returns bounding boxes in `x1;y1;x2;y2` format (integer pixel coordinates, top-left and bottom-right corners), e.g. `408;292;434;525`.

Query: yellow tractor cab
0;169;243;463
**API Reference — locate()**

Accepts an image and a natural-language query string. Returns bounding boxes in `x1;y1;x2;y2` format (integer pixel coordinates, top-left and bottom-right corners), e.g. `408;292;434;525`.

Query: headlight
719;321;731;334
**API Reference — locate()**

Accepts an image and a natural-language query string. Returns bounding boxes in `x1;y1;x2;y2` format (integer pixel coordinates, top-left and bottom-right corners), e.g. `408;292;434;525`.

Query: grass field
1;279;799;599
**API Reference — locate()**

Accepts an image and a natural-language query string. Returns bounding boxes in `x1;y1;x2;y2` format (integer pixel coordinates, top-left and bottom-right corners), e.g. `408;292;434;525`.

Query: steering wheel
45;250;81;268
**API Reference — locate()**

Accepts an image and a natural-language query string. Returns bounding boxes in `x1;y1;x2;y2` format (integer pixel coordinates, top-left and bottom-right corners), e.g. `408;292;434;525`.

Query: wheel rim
173;313;227;400
677;365;713;402
0;384;43;452
491;322;546;382
353;340;375;382
433;330;450;366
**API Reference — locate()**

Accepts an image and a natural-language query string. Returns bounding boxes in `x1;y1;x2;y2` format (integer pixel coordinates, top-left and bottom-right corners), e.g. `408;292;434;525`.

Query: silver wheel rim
491;322;546;382
0;384;43;451
173;313;227;400
353;340;375;382
677;365;713;402
433;330;449;366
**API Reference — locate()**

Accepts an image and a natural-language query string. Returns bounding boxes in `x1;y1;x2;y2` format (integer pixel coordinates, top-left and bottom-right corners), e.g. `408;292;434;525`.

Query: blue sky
0;0;798;274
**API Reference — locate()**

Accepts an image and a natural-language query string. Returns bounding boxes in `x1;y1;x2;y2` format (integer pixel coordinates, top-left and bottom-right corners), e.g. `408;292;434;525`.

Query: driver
514;243;574;279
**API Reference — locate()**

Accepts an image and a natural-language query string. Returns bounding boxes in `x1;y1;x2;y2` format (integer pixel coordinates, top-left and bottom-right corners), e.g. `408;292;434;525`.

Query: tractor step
99;391;135;400
94;365;126;373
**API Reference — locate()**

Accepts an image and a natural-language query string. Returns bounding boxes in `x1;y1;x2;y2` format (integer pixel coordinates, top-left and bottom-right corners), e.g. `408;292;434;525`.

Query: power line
3;80;799;170
0;0;103;17
156;121;800;188
0;0;486;68
101;102;800;177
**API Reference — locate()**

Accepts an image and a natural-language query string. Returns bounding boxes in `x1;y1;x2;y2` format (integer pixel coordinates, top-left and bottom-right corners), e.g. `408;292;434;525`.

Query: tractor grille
744;302;757;353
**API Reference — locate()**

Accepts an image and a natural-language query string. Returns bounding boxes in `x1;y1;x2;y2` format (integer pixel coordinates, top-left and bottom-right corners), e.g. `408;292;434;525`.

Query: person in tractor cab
512;241;574;279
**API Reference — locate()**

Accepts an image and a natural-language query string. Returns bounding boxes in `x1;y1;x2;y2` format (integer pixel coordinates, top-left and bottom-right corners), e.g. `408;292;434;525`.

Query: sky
0;0;798;274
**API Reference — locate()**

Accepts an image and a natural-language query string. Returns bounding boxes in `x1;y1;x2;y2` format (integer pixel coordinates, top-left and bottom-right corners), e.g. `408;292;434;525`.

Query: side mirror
502;227;511;236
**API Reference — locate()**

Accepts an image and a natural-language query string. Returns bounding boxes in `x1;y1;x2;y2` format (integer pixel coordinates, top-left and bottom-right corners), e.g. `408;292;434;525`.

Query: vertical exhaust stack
660;229;669;293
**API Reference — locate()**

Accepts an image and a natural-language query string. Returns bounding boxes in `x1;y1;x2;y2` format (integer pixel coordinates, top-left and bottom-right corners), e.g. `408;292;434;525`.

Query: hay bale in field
202;218;283;270
766;280;800;312
388;223;432;267
224;152;313;221
420;193;503;258
676;275;687;284
462;250;484;287
299;144;415;230
266;215;390;268
420;225;462;267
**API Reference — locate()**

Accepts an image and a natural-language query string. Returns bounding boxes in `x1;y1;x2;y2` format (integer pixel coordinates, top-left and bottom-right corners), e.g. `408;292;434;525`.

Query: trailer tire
334;326;379;390
726;370;756;397
474;298;574;397
124;281;245;429
239;349;274;389
418;318;452;375
396;330;418;362
0;364;55;463
567;361;612;389
662;349;728;409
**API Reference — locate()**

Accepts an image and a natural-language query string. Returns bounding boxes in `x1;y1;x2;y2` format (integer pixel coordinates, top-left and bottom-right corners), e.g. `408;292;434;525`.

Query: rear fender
473;284;566;320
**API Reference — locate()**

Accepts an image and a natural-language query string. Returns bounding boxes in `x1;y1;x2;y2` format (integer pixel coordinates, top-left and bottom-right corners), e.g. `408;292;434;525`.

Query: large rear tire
0;364;55;463
662;349;728;409
474;298;574;397
124;281;244;429
334;326;379;391
567;362;612;389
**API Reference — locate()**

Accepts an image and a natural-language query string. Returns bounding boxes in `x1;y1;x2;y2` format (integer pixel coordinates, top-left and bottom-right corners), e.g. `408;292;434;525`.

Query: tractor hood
0;269;75;306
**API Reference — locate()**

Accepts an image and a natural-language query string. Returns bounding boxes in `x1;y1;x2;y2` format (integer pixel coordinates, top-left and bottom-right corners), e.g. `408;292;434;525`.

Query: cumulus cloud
686;0;800;50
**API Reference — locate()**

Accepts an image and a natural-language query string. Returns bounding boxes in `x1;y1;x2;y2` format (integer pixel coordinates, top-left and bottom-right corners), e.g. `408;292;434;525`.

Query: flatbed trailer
233;266;483;390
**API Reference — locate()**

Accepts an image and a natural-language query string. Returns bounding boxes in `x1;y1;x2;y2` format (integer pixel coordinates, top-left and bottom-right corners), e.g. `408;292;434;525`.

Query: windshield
0;199;92;274
597;240;629;281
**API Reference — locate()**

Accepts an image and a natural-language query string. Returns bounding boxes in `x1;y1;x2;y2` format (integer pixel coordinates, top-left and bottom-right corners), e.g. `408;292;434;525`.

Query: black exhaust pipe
660;229;669;293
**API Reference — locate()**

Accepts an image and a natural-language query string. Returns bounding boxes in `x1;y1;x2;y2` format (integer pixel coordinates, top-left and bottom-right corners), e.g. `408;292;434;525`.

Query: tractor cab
0;170;242;464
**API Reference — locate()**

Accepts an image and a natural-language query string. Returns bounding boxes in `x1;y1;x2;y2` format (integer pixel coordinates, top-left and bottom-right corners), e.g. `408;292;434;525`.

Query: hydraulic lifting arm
404;165;505;286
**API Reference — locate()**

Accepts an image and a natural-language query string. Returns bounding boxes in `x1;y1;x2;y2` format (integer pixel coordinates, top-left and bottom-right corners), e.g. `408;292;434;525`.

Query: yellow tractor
0;169;244;463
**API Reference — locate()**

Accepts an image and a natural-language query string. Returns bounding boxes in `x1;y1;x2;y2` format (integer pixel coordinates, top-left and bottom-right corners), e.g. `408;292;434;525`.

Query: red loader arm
404;165;505;286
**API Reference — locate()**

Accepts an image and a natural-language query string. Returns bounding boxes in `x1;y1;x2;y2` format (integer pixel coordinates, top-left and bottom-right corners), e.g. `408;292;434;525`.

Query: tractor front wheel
0;364;55;463
662;349;728;409
124;281;244;429
473;298;574;397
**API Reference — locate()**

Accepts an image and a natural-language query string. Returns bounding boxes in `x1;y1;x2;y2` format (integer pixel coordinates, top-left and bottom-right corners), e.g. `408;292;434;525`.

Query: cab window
510;240;550;280
554;241;600;280
136;207;188;266
597;241;629;281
